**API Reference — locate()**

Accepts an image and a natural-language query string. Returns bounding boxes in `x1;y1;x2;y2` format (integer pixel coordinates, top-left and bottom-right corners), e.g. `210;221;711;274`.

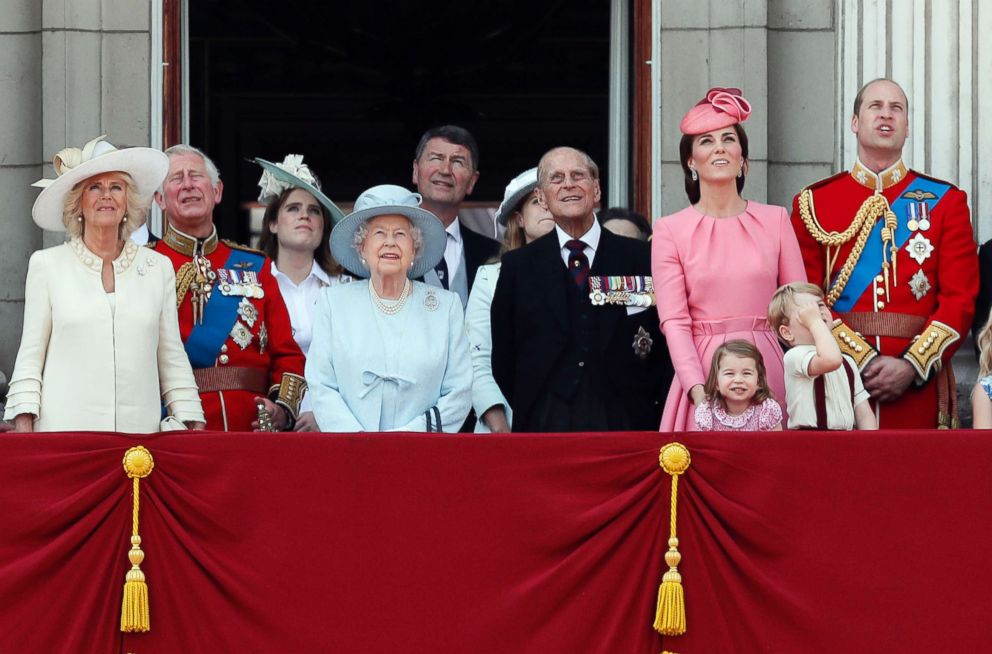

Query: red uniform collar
850;159;909;192
163;223;219;257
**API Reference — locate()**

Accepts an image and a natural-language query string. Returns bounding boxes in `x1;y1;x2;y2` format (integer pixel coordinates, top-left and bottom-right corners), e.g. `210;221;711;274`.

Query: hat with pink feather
679;87;752;135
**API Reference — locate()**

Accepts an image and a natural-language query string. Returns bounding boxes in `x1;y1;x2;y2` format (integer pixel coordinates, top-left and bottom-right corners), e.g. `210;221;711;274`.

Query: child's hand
795;297;823;328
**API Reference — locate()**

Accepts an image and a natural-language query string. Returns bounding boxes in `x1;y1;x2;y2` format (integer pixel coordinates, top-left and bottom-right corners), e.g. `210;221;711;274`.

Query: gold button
855;345;864;352
219;354;229;365
875;287;885;296
876;301;885;310
221;344;228;353
918;347;926;354
875;275;884;283
839;331;847;338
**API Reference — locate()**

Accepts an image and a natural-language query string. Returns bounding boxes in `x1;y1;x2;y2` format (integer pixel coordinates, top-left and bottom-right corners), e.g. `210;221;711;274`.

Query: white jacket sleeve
4;251;52;421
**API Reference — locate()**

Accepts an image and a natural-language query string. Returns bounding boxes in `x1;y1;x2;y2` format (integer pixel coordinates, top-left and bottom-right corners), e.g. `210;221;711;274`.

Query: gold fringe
655;443;691;637
121;447;154;633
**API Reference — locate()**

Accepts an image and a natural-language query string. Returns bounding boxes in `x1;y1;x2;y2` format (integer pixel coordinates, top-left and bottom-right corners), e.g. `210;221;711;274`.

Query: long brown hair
703;339;772;409
978;311;992;377
258;187;343;276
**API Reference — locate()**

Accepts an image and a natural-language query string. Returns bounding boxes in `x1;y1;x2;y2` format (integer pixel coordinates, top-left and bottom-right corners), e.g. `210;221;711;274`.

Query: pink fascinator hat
679;87;752;135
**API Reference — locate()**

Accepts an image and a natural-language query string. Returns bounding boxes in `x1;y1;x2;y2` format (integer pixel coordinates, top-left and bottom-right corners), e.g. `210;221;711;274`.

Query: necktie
435;256;449;290
564;239;589;291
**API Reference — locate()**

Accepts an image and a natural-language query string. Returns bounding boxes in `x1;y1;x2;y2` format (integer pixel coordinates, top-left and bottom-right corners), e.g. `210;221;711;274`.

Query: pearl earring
122;214;128;223
737;167;744;179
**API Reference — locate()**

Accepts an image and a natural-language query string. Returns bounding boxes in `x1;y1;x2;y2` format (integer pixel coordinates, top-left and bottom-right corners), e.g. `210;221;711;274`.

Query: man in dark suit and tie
412;125;500;308
491;147;673;432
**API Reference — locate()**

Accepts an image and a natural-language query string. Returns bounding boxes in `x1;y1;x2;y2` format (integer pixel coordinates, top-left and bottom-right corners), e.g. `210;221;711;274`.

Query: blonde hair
768;281;826;337
978;311;992;377
702;339;773;409
62;172;147;240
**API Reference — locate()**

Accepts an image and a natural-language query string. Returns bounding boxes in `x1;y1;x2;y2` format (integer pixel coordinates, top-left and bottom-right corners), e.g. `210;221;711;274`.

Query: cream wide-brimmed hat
31;135;169;232
493;167;539;226
330;184;446;279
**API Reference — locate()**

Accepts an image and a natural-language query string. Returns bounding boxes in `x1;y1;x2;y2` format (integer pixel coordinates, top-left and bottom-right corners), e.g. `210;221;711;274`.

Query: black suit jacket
491;229;673;431
461;223;501;293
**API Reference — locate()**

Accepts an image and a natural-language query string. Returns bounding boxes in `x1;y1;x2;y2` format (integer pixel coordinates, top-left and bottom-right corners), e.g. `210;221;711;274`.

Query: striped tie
564;239;590;292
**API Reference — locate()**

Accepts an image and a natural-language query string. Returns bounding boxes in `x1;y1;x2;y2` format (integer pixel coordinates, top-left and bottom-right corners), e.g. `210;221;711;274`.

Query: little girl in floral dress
694;339;782;431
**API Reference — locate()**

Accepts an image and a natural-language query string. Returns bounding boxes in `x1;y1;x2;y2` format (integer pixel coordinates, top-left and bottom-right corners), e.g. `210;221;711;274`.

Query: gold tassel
121;446;155;633
654;442;691;637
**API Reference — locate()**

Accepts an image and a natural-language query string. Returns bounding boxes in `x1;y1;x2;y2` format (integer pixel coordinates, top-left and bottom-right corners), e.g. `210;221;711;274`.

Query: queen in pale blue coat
306;184;471;432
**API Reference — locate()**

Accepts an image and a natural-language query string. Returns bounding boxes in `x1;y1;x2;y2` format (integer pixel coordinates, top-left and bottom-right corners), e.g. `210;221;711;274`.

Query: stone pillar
0;0;42;378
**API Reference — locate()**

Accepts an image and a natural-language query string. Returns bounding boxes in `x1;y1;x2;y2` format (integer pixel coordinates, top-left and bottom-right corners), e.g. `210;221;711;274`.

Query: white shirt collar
446;217;463;244
270;260;330;287
555;218;601;253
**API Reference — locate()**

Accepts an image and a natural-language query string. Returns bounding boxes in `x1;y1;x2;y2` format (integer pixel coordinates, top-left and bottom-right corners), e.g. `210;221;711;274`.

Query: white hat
253;154;345;225
493;167;539;226
330;184;447;279
31;135;169;232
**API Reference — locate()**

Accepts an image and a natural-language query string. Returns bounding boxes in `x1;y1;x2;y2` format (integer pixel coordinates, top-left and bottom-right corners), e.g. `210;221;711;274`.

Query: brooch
632;326;653;360
237;298;258;328
909;270;932;301
230;321;253;350
906;233;934;265
424;291;439;312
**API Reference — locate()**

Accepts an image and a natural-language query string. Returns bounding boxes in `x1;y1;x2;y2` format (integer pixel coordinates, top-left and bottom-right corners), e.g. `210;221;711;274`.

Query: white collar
555;218;601;252
271;259;330;285
445;217;462;244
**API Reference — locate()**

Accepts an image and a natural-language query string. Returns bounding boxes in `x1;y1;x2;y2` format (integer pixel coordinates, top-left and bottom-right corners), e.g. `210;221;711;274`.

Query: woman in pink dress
653;88;807;431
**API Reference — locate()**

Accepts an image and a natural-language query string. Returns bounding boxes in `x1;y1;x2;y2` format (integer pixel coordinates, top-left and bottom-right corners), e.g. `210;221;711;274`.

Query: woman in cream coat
307;184;471;432
4;136;204;433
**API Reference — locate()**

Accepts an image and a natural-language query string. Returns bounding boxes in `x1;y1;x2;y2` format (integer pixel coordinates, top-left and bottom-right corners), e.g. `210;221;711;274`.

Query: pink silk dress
652;201;807;431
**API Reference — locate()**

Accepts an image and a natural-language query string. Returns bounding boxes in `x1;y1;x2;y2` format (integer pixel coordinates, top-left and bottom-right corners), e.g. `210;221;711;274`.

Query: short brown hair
702;339;773;409
852;78;909;116
767;282;826;334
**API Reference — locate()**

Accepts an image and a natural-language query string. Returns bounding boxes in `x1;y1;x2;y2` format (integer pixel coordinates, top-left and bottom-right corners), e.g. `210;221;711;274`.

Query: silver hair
536;146;600;186
352;216;424;263
162;144;221;186
62;172;146;240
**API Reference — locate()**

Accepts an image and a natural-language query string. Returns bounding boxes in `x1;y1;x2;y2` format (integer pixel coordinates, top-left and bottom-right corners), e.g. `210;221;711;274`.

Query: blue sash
185;249;264;368
833;176;950;312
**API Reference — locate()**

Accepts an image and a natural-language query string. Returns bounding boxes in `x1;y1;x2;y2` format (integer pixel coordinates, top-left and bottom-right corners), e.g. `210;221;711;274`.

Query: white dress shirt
555;218;601;268
443;218;465;280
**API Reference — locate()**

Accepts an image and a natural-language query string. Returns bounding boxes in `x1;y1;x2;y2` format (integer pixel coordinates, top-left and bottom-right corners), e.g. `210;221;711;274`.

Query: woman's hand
14;414;35;433
688;385;706;406
293;411;320;432
481;406;510;433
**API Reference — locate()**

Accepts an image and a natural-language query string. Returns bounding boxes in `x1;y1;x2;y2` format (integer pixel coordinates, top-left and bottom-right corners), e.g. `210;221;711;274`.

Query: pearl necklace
369;279;411;315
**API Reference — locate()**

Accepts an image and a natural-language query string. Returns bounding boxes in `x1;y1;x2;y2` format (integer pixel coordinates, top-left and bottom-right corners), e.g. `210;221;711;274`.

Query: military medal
906;233;934;265
909;270;932;300
632;326;653;360
588;275;655;307
237;298;258;327
259;323;269;354
230;320;253;350
907;201;931;232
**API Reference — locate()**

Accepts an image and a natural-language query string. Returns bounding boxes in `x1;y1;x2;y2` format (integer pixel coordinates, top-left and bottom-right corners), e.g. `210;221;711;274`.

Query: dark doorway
188;0;611;242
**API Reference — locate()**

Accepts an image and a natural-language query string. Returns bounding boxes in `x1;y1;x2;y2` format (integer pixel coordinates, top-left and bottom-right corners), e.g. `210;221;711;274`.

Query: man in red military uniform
791;78;977;428
153;145;306;431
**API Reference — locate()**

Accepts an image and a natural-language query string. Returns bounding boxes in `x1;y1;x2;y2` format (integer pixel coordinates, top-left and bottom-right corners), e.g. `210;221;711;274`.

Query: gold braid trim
798;189;891;307
175;262;195;309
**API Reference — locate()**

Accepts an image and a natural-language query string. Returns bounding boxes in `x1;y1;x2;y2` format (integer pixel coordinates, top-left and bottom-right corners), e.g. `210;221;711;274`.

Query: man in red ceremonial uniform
153;145;306;431
790;79;977;428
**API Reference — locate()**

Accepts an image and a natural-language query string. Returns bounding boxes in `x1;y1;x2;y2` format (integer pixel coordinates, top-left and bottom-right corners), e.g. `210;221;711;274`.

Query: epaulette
222;239;265;256
910;170;960;190
802;171;849;193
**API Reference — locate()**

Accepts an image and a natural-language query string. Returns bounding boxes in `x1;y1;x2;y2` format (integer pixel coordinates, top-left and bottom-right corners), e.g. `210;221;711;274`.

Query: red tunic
154;226;306;431
790;162;977;428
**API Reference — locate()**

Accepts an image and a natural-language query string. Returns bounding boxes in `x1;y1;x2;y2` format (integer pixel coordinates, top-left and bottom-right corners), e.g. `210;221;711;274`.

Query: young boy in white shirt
768;282;877;430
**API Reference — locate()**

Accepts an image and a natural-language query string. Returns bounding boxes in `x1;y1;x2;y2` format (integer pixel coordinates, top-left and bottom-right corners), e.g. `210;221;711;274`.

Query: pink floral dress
693;398;782;431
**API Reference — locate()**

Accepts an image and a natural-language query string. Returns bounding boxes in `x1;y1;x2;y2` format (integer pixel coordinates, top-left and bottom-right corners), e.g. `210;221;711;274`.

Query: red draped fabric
0;431;989;653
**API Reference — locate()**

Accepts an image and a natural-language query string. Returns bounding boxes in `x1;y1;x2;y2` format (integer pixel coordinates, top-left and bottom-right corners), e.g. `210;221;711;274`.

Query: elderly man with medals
153;144;306;432
790;78;978;428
